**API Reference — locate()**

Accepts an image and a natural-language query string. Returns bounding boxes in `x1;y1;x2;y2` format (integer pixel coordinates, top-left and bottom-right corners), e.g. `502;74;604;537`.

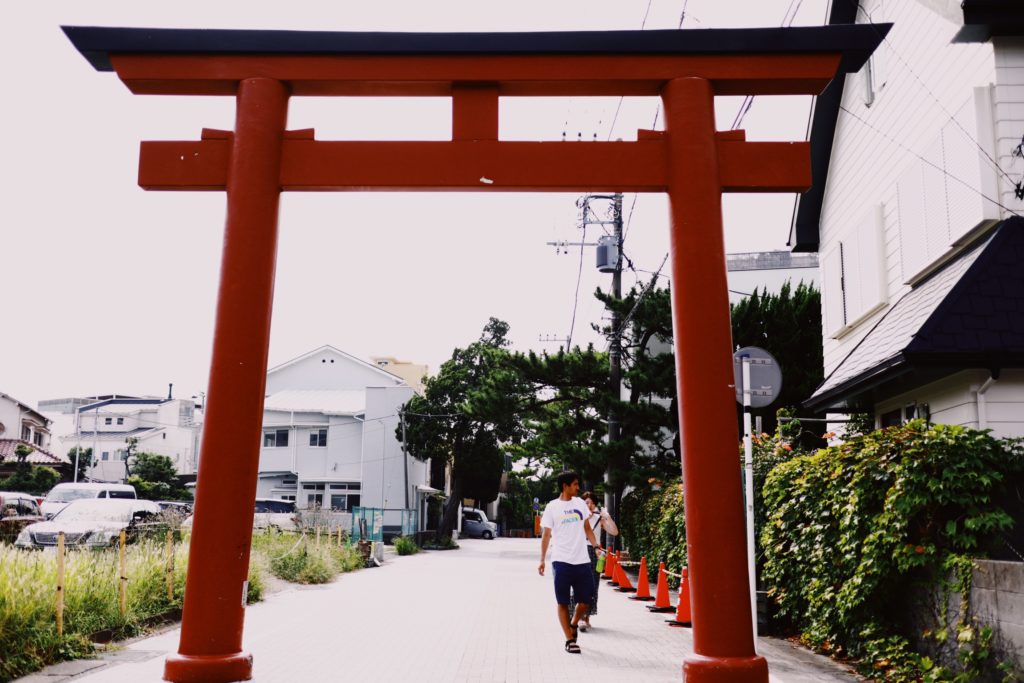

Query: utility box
596;235;619;273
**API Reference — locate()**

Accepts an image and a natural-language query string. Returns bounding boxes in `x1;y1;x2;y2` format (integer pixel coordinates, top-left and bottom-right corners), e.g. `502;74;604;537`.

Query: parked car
156;500;193;515
180;498;299;532
41;482;137;519
15;498;161;550
253;498;299;531
0;491;45;543
461;507;497;539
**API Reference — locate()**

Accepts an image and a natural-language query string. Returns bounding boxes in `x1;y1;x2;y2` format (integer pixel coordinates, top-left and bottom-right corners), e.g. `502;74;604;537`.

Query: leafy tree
0;466;59;496
505;345;613;488
398;318;528;541
731;280;823;439
126;452;190;501
67;447;94;481
14;443;32;463
123;436;140;479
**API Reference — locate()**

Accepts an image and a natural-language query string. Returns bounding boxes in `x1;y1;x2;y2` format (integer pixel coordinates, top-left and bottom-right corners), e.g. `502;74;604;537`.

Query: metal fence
350;507;384;543
350;507;418;542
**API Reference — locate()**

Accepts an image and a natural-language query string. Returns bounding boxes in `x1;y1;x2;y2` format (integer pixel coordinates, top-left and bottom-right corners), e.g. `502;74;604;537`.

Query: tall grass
0;538;262;683
251;529;363;583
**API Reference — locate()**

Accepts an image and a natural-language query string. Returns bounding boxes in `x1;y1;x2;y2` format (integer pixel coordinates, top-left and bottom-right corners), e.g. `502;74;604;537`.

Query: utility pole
400;408;409;510
605;192;623;549
548;192;625;547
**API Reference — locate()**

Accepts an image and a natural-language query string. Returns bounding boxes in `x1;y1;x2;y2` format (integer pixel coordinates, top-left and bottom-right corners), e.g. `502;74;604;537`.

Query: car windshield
53;501;133;522
255;500;295;513
45;488;98;503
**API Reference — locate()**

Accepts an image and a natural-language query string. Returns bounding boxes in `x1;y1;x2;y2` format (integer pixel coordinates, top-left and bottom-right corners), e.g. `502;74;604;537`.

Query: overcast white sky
0;0;827;410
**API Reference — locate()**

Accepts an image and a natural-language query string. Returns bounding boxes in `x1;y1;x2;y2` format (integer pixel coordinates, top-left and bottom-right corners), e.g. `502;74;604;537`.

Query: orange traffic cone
647;562;674;612
602;548;615;579
615;560;636;593
605;551;620;584
629;556;654;601
666;566;692;627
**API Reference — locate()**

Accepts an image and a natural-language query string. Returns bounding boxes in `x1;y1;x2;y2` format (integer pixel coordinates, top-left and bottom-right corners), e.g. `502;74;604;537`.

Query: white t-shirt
540;496;591;565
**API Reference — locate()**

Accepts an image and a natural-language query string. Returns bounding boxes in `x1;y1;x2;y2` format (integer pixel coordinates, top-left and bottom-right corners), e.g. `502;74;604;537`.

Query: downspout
976;370;1000;430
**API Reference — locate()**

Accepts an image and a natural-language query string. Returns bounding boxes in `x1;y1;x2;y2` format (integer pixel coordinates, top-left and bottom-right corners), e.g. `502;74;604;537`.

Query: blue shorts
552;561;594;606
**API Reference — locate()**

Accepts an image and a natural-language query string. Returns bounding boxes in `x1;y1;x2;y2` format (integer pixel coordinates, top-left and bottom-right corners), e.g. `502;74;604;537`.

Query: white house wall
359;385;416;510
993;38;1024;218
875;370;1024;439
819;1;995;376
265;348;403;394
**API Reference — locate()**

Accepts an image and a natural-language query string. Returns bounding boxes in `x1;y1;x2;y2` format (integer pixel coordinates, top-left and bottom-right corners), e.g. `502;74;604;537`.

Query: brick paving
24;537;862;682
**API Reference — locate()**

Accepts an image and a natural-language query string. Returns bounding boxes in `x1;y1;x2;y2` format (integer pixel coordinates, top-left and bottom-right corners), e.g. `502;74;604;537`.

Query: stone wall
971;560;1024;668
904;560;1024;677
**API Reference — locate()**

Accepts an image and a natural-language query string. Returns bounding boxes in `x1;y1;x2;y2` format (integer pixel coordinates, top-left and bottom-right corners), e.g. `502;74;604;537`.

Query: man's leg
552;562;575;640
557;604;574;639
572;601;589;628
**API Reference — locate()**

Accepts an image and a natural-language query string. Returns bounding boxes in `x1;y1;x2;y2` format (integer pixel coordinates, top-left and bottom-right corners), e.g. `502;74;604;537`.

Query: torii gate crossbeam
64;25;886;683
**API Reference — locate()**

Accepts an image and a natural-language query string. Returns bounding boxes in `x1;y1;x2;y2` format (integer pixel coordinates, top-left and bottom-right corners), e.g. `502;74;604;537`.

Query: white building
0;391;63;473
256;346;431;528
0;391;52;450
52;396;200;483
796;1;1024;437
726;251;819;304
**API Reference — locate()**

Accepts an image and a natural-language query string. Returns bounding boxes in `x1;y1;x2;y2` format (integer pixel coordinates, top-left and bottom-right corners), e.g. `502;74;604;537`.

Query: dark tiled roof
0;439;63;466
806;218;1024;410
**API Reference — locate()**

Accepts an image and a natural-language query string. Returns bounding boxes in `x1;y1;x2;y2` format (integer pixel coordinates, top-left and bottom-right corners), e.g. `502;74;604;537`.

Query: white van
41;482;137;519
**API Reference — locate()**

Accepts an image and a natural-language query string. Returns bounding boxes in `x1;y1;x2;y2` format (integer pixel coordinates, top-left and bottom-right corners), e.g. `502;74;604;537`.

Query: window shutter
898;163;928;282
821;244;846;337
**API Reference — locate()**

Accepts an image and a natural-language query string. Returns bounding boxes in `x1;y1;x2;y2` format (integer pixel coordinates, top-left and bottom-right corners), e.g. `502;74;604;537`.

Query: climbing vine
761;421;1023;680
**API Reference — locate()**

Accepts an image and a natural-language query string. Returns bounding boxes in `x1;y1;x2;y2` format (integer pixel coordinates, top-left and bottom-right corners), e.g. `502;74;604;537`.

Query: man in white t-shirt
538;471;601;654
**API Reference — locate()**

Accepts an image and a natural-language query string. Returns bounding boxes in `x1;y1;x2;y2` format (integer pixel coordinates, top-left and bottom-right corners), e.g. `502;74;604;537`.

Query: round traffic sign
733;346;782;408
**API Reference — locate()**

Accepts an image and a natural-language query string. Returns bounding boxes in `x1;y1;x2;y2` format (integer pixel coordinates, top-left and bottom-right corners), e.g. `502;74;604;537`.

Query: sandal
579;620;590;632
565;638;581;654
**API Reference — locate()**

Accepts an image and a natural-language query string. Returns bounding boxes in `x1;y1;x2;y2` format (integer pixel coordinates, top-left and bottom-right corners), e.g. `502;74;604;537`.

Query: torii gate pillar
63;25;886;683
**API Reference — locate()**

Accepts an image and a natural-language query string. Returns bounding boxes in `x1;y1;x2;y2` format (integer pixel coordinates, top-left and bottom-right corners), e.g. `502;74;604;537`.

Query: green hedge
761;421;1022;680
619;480;687;582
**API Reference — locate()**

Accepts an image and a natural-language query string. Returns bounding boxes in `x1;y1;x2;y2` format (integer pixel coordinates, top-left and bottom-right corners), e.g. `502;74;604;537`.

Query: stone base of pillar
683;654;768;682
164;651;253;683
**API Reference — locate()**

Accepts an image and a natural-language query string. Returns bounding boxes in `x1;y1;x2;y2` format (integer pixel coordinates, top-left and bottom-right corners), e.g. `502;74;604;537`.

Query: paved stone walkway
19;537;862;682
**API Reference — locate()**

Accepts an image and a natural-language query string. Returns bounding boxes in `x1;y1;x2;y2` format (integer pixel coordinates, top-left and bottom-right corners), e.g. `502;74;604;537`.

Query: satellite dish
733;346;782;408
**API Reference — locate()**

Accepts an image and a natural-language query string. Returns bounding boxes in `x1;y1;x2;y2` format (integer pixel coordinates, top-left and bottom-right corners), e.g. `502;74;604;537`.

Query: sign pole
742;356;757;649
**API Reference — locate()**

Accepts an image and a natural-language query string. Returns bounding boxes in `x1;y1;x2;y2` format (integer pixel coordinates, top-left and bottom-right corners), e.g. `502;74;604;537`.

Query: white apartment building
256;346;431;525
53;396;200;482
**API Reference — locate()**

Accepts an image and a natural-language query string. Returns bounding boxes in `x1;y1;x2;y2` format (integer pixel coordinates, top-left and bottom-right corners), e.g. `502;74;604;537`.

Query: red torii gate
64;25;884;683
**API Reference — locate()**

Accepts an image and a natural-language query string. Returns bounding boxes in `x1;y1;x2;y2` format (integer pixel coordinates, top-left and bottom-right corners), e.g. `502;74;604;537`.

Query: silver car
15;499;162;550
461;507;497;539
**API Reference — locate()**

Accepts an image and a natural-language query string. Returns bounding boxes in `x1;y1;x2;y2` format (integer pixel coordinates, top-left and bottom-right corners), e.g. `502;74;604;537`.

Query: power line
838;104;1022;218
731;0;805;130
565;222;588;349
845;0;1020;193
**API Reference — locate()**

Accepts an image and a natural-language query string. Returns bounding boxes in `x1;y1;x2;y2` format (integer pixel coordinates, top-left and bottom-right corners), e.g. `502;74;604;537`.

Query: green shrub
393;536;419;556
251;530;362;584
761;421;1022;680
618;480;687;583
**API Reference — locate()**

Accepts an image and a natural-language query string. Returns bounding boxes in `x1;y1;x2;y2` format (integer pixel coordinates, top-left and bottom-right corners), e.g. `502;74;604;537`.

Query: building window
263;429;290;448
21;425;30;441
102;451;110;461
105;417;113;425
330;494;348;511
117;417;124;425
309;428;327;448
302;483;326;491
33;432;44;446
